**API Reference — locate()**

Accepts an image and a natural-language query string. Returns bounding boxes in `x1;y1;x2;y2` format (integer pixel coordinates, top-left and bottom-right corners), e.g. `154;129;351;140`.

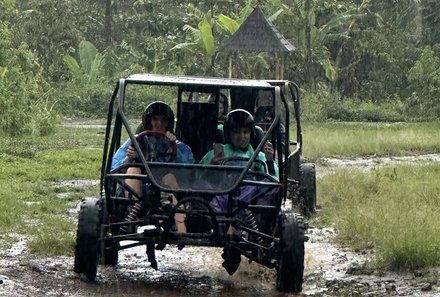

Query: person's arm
199;149;214;164
268;160;279;178
266;159;276;175
111;139;131;170
175;142;195;164
257;151;279;180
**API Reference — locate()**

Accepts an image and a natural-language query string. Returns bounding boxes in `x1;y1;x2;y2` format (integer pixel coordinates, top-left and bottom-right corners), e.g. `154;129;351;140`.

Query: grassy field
315;165;440;271
0;126;103;255
302;121;440;161
0;120;439;272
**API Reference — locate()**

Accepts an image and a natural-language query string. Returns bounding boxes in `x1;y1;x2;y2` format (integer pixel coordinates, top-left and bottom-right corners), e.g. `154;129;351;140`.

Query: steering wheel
135;130;177;162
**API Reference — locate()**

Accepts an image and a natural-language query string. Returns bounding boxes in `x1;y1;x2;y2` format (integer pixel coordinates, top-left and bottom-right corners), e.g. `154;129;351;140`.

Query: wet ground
317;153;440;178
1;152;440;296
1;224;438;297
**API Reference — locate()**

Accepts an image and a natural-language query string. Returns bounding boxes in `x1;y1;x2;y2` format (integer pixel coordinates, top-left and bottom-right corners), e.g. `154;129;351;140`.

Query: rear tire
73;198;101;281
276;212;305;293
299;163;317;215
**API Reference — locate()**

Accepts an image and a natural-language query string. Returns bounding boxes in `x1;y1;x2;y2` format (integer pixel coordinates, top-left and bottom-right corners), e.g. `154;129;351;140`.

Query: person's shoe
221;247;241;275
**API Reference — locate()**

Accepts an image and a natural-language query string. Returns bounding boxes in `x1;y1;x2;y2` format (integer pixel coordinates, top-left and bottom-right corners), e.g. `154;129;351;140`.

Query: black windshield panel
146;162;247;193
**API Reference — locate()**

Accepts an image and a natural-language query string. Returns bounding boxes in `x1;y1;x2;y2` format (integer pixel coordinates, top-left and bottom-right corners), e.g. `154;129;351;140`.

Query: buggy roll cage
99;74;302;199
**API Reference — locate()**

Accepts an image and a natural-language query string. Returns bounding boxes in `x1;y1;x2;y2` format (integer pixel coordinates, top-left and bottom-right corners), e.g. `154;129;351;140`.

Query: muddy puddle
1;156;440;296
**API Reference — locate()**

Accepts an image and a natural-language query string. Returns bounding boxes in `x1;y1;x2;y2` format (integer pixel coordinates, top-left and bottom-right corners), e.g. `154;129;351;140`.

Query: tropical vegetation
1;0;439;136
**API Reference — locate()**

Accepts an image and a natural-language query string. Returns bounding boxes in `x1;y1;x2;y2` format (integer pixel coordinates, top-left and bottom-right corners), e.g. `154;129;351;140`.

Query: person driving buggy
112;101;194;169
111;101;194;233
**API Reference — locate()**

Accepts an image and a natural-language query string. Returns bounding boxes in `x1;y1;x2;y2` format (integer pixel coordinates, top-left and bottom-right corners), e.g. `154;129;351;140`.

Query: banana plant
171;3;248;76
268;0;346;86
63;40;103;84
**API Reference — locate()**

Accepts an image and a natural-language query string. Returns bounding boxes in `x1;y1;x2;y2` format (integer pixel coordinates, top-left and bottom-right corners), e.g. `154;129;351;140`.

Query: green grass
315;164;440;271
1;120;440;270
0;125;102;255
301;121;440;161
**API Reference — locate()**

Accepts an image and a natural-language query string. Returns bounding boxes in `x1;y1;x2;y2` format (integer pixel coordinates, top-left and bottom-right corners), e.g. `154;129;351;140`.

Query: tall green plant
269;0;342;86
171;9;219;75
63;40;104;84
16;0;80;82
407;46;440;116
0;61;57;136
0;9;57;137
57;40;112;117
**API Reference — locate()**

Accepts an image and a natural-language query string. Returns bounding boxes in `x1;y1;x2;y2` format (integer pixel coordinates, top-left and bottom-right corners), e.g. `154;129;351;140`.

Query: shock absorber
120;202;143;233
243;209;263;244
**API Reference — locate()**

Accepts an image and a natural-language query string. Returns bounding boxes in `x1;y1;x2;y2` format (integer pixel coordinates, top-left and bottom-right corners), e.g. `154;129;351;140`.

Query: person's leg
162;173;186;233
125;167;142;196
119;167;143;233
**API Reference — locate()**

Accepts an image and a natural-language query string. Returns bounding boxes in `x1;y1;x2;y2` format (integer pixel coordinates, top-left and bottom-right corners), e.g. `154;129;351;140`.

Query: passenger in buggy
111;101;194;233
199;109;279;275
208;92;229;144
200;108;278;176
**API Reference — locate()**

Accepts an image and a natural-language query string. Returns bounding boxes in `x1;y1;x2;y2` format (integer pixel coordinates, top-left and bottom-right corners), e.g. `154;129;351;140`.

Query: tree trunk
104;0;113;47
304;0;313;87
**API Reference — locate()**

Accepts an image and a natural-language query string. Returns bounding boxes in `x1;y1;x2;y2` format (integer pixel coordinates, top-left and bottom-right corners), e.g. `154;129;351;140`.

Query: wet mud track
2;154;440;296
0;244;277;297
1;226;439;297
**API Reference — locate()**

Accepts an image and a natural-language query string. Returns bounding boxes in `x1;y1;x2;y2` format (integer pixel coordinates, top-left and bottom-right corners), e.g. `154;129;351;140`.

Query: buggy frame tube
111;81;282;195
100;82;120;192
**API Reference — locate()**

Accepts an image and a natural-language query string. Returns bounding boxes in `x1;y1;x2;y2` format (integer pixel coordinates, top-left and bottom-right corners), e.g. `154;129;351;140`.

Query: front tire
73;198;101;281
276;212;305;293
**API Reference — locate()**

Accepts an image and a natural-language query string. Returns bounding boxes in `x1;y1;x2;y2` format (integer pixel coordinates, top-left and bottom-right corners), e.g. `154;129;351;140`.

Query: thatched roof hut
220;6;294;78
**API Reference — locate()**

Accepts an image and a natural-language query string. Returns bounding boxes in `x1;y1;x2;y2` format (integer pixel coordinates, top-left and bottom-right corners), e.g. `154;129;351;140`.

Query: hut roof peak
220;6;295;53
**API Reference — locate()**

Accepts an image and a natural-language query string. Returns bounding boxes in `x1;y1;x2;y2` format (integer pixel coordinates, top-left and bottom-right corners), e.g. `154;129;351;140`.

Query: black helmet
142;101;175;133
223;109;255;145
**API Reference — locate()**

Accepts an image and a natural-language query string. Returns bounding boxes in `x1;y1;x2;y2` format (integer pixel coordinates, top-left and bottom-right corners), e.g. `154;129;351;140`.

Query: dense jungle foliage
1;0;439;136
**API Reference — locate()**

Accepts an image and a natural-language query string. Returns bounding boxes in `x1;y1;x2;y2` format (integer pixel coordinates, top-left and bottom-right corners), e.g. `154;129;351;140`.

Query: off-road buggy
73;73;316;293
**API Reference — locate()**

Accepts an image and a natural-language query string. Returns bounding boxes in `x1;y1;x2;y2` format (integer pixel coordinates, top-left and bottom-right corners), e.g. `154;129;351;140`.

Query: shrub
0;71;58;136
301;87;406;122
407;46;440;117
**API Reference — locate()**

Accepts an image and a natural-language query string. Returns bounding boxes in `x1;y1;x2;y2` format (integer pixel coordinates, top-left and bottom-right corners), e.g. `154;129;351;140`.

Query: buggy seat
176;102;218;163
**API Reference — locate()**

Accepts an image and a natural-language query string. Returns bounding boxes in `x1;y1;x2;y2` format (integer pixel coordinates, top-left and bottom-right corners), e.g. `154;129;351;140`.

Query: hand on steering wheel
135;130;178;162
